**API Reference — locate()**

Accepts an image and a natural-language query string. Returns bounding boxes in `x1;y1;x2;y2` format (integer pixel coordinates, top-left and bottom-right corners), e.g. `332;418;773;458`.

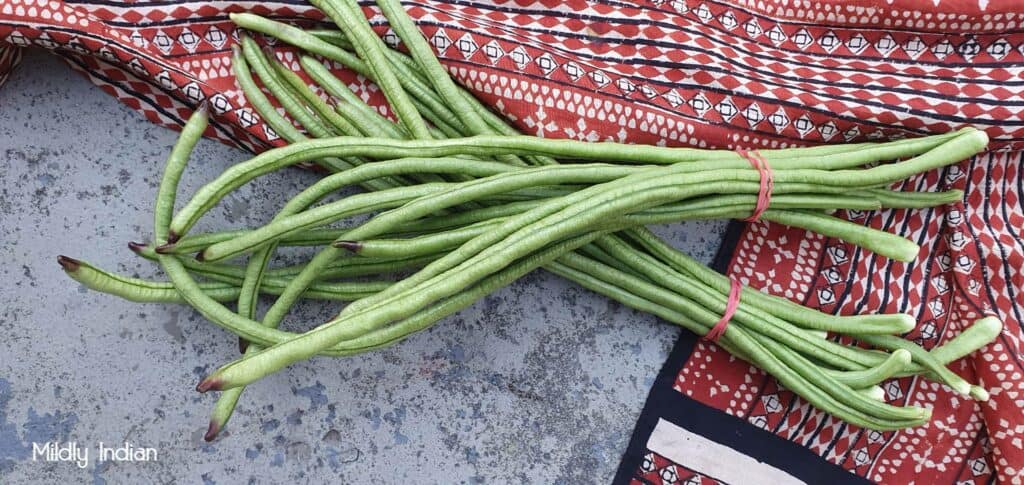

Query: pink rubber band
736;148;774;222
705;278;742;342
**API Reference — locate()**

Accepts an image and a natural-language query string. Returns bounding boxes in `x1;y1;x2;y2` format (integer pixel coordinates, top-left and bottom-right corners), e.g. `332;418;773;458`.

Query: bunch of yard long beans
59;2;1001;440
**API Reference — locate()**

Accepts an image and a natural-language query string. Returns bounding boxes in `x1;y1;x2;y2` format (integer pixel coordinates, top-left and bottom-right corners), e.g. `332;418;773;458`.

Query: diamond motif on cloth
884;380;904;400
928;298;946;317
875;34;898;56
532;52;557;75
765;25;787;46
35;33;57;49
846;34;869;54
66;37;88;54
127;57;146;75
987;38;1012;60
970;457;990;476
660;464;680;483
791;29;813;50
589;70;610;88
743;19;762;38
715;98;737;121
694;3;713;23
853;448;870;466
867;430;885;443
687;93;710;113
152;30;173;55
967;278;982;295
617;78;636;94
455;33;478;59
818;30;840;53
563;62;584;82
958;38;982;61
5;31;29;47
382;29;400;48
670;1;689;13
947;208;965;225
919;321;937;339
718;11;737;30
843;126;861;142
904;36;927;58
508;45;530;70
210;93;231;114
430;29;451;53
97;46;116;61
741;102;763;126
818;121;838;141
481;40;503;65
823;267;842;284
641;453;656;472
128;31;147;48
262;123;278;141
827;245;849;264
932;39;955;59
155;70;176;90
945;164;965;184
817;287;836;305
638;452;655;472
177;28;200;54
954;253;976;274
793;115;814;137
235;108;257;127
947;230;969;250
204;26;227;49
767;107;789;133
181;82;204;103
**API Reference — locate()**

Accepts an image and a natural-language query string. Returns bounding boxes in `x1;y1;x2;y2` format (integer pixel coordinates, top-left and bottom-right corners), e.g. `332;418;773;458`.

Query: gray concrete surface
0;49;727;484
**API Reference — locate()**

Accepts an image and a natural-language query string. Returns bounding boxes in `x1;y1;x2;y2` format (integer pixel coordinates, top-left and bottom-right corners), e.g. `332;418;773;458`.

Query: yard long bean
61;5;1002;441
166;128;985;238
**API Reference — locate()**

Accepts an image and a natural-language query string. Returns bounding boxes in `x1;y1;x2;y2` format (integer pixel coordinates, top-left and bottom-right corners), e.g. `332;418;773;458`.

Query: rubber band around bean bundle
704;277;742;342
736;148;774;222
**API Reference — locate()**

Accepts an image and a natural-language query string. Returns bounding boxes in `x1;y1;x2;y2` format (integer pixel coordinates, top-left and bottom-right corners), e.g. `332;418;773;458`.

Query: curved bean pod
168;129;986;238
626;227;917;334
57;256;384;303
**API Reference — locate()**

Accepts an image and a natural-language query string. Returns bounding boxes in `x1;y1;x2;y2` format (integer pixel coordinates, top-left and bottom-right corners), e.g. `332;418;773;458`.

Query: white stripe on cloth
647;418;806;485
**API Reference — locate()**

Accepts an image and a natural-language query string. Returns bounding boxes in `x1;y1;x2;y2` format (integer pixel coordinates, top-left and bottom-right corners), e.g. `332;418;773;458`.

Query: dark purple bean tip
196;377;222;393
57;256;80;272
203;421;221;442
238;338;249;354
127;241;147;254
166;231;180;244
154;243;175;254
333;240;362;252
195;251;207;262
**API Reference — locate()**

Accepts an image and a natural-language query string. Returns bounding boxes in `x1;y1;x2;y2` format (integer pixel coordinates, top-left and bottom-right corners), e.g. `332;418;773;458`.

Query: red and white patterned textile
2;1;1021;482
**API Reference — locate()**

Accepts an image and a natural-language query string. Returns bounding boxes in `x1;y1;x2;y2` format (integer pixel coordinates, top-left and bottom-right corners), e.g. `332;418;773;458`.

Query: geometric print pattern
632;450;723;485
2;1;1022;483
675;152;1024;483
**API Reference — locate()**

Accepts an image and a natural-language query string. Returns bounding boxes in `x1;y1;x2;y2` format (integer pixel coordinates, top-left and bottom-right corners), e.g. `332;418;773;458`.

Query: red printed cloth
2;1;1021;482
